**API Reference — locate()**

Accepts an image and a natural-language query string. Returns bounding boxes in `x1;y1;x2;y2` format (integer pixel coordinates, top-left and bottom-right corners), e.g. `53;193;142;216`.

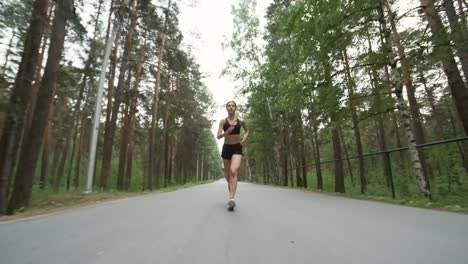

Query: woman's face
226;102;237;114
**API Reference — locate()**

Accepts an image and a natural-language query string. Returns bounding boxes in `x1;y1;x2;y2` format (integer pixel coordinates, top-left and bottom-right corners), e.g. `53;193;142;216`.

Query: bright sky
178;0;272;151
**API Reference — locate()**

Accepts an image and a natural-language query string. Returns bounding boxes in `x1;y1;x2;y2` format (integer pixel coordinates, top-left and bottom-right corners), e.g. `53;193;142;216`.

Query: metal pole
84;23;119;193
384;151;396;198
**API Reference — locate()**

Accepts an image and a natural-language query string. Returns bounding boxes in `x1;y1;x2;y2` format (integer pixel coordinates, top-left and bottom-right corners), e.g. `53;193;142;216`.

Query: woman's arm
217;119;234;139
240;119;249;144
217;119;225;139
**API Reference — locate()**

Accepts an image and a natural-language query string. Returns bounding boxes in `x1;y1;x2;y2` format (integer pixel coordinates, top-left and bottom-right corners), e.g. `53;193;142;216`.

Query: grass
0;180;216;222
253;165;468;215
252;179;468;214
316;190;468;214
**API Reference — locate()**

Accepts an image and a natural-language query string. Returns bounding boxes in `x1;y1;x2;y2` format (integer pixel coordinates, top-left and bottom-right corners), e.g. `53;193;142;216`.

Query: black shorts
221;143;243;160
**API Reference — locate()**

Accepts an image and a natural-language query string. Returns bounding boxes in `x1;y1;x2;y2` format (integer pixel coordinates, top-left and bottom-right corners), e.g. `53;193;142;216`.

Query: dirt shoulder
0;192;145;223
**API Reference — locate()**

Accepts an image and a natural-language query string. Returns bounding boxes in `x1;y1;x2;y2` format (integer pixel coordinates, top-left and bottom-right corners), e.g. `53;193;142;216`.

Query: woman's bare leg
229;155;242;200
223;159;231;193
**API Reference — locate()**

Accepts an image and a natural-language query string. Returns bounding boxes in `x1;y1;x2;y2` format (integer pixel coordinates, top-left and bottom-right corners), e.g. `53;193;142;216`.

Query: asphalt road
1;180;468;264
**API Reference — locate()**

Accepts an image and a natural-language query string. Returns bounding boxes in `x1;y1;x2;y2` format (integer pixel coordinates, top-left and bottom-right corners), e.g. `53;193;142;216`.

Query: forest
1;0;468;216
226;0;468;212
0;0;222;215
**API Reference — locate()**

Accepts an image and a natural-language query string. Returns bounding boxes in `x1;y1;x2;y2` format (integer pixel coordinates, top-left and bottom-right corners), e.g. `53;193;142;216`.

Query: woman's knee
230;169;238;177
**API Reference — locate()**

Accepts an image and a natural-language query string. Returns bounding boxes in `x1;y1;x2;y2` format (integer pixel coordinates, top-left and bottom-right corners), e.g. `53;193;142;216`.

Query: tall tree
419;0;468;135
443;0;468;85
7;0;73;213
384;0;431;193
0;0;50;214
342;50;365;193
148;0;172;190
100;0;138;190
381;0;430;198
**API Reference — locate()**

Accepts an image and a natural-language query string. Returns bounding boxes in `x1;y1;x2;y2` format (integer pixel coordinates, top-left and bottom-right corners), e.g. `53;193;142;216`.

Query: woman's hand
218;120;234;139
225;125;235;135
217;125;235;139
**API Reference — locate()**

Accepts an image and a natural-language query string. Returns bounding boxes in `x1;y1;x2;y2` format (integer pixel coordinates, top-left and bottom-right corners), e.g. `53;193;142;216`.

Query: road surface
1;180;468;264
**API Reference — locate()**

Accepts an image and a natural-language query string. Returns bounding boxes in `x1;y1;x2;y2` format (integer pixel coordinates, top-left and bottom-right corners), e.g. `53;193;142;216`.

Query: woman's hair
225;101;237;108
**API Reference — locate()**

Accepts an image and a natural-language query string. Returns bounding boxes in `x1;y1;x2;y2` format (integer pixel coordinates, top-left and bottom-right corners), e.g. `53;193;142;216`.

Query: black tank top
223;118;241;135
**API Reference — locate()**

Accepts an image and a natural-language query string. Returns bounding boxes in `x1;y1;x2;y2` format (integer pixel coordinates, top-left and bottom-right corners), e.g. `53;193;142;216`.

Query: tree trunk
385;0;431;193
73;117;87;189
293;154;298;188
50;136;63;185
148;0;172;190
124;45;144;190
444;94;468;174
7;0;70;214
0;0;50;215
163;103;171;187
102;2;118;175
392;74;430;197
323;54;345;193
342;50;363;190
100;0;137;190
125;140;134;191
381;1;431;198
368;67;392;190
125;107;136;191
419;0;468;135
66;0;104;193
103;31;121;149
287;130;294;188
443;0;468;85
9;2;53;200
49;95;68;185
117;69;133;190
378;12;404;165
103;4;121;155
169;141;174;183
311;112;323;190
117;68;133;190
39;106;53;190
366;30;386;193
339;128;354;186
291;113;302;187
331;113;345;193
24;2;54;143
99;29;120;187
117;102;130;190
55;134;70;192
40;142;49;188
282;127;288;187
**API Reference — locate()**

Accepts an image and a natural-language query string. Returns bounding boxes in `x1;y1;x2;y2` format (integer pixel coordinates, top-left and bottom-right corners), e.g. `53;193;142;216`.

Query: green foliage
0;0;224;215
0;0;34;37
223;0;468;210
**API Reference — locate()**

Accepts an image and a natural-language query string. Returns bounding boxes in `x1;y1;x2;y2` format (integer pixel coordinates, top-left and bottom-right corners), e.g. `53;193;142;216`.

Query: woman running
217;101;249;210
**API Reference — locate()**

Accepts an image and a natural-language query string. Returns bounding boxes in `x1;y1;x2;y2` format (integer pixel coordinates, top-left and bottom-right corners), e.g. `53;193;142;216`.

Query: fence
290;136;468;198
